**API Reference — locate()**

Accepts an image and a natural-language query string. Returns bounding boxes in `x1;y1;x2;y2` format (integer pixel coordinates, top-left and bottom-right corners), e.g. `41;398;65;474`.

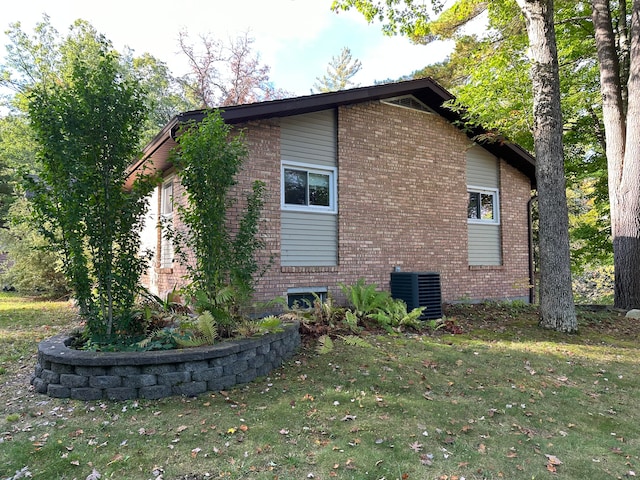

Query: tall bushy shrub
25;23;154;338
169;110;267;328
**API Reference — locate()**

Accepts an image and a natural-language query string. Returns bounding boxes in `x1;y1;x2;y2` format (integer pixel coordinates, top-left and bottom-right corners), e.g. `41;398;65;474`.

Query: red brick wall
150;102;532;305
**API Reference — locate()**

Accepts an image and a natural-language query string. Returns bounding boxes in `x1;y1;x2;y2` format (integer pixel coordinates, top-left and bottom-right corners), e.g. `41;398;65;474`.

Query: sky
1;0;455;97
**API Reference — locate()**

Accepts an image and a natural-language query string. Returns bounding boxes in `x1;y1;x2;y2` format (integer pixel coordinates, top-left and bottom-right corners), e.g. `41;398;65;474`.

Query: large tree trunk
516;0;577;331
592;0;640;309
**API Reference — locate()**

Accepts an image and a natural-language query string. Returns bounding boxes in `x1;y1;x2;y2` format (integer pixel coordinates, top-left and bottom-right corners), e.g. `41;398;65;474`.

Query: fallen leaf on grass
409;441;423;452
191;447;201;458
86;469;102;480
545;454;563;465
107;454;123;466
341;414;357;421
545;454;563;472
176;425;188;433
420;453;434;466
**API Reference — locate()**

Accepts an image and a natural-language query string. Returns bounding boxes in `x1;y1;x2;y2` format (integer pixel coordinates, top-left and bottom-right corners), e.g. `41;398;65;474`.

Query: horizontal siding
467;145;498;188
281;110;336;167
281;211;337;266
468;223;502;266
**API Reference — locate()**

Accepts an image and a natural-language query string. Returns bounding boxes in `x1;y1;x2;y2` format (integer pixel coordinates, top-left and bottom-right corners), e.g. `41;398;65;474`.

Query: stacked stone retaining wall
31;322;300;400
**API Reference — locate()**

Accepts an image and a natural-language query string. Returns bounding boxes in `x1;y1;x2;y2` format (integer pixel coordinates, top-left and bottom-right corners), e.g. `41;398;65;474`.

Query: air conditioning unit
390;271;442;320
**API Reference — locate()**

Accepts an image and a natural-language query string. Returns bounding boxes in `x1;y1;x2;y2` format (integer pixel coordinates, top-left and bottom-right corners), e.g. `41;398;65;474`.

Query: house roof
128;77;536;187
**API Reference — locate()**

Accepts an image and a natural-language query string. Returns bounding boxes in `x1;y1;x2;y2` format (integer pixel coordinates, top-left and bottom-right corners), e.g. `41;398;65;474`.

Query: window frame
281;161;337;214
467;185;500;225
287;287;328;309
160;177;175;268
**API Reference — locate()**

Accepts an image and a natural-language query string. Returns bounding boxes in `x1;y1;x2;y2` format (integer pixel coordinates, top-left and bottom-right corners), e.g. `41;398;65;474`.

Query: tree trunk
592;0;640;309
516;0;577;331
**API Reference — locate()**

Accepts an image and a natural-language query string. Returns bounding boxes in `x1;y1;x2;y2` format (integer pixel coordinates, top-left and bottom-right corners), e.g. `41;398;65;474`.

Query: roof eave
128;78;536;188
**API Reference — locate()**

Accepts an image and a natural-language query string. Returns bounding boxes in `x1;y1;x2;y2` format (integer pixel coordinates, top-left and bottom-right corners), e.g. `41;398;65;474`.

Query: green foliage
573;265;614;305
284;293;348;337
425;318;446;331
18;20;155;339
6;294;640;479
339;278;426;332
340;334;373;348
315;334;334;354
175;311;219;347
0;199;69;297
371;299;425;331
168;109;268;335
343;310;361;333
236;315;284;337
0;115;37;228
132;53;192;145
339;278;392;319
312;47;362;93
256;315;284;334
134;327;185;351
316;333;372;354
338;0;612;275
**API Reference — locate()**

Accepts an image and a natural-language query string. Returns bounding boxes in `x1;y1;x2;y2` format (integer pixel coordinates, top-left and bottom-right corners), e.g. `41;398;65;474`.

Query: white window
160;178;174;268
467;186;500;224
281;161;337;213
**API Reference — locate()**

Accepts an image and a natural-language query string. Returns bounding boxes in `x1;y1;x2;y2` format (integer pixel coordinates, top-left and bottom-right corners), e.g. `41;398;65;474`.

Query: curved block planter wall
31;322;300;401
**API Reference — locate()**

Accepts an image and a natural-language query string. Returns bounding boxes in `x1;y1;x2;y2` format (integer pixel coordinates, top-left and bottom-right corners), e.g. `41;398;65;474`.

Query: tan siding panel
281;110;336;167
467;146;499;188
281;211;337;266
468;223;502;265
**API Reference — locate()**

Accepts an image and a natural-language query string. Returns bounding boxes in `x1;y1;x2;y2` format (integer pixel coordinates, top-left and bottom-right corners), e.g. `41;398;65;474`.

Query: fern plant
371;299;425;331
175;311;219;347
316;334;372;354
339;278;392;320
236;315;284;337
343;310;361;333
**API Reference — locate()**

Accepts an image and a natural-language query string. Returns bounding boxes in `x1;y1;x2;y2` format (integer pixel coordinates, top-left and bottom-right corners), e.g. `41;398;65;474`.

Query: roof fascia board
132;78;536;187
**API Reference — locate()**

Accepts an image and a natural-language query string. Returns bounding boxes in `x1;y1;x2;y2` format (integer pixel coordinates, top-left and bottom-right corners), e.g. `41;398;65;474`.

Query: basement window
287;287;328;309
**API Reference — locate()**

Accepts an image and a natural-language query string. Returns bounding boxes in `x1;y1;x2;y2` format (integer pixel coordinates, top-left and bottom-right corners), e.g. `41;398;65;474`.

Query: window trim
281;160;337;214
287;287;328;309
467;185;500;225
160;176;175;268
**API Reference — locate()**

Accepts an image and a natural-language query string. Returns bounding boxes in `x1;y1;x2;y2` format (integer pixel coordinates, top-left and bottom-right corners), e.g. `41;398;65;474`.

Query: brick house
130;78;536;309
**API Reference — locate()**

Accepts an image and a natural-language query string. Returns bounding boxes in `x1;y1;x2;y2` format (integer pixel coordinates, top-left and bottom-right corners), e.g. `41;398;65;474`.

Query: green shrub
0;199;69;297
168;110;268;336
339;278;392;319
24;23;155;339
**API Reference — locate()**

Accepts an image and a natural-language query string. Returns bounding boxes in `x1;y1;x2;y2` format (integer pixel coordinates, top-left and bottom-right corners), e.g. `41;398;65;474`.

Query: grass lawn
1;292;639;479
